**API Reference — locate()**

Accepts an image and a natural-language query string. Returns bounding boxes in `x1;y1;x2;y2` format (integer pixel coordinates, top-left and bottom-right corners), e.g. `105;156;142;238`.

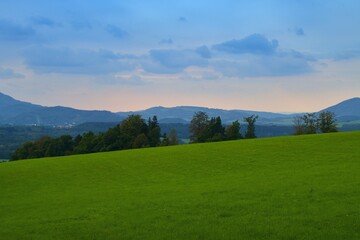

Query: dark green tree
302;113;318;134
189;111;209;143
120;114;148;149
318;111;337;133
244;115;258;139
148;116;161;147
132;133;149;148
225;120;242;140
102;125;122;151
45;135;73;157
11;142;35;160
73;131;96;154
206;116;225;142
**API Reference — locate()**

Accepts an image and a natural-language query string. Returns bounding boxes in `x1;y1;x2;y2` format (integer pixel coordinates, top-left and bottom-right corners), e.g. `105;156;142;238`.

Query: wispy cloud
0;19;36;41
289;27;305;36
30;16;60;28
159;38;173;45
178;16;187;22
144;49;209;74
213;34;279;55
23;47;137;75
0;67;24;79
106;24;128;39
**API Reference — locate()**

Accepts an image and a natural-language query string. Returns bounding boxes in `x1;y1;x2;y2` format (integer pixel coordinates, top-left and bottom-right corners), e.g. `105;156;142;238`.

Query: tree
11;142;35;160
168;129;179;145
189;111;209;143
132;133;149;148
102;125;122;151
207;116;225;142
120;114;148;149
318;111;337;133
73;131;96;154
161;133;169;146
293;115;305;135
302;113;318;134
225;120;242;140
244;115;258;139
45;135;73;157
148;116;161;147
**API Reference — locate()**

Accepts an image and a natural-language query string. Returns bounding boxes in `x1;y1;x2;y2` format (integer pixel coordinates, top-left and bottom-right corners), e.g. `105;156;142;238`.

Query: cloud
289;27;305;36
71;21;93;30
159;38;173;45
30;16;60;28
212;53;313;78
196;45;211;59
0;67;24;79
23;47;137;75
178;17;187;22
106;24;128;38
209;33;315;77
213;34;279;55
112;73;147;86
0;19;36;41
334;50;360;60
143;49;209;73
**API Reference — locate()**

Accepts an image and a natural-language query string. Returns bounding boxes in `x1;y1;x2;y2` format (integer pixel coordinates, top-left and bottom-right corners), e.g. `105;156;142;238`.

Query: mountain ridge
1;92;359;126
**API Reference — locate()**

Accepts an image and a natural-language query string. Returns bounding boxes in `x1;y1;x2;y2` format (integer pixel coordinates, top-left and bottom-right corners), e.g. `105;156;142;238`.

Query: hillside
0;92;122;125
321;97;360;122
1;132;359;239
1;92;359;125
118;106;290;124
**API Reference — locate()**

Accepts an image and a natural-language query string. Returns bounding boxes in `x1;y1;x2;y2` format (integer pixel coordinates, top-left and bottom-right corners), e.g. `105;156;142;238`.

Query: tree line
189;111;258;143
11;115;179;160
293;111;337;135
11;112;258;160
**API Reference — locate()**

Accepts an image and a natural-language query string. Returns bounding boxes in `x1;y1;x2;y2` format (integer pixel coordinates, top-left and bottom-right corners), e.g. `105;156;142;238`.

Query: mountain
0;92;122;125
117;106;294;125
320;97;360;121
1;92;359;126
118;98;360;124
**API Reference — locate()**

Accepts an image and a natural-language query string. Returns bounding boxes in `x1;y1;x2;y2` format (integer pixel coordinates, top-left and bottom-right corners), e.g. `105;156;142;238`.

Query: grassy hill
0;132;359;239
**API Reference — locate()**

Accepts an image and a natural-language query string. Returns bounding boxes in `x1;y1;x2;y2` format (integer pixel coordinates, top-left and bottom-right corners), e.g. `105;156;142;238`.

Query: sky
0;0;359;113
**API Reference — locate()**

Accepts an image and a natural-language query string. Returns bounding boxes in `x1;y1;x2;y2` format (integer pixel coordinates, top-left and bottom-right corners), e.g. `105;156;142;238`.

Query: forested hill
0;92;122;125
1;92;359;126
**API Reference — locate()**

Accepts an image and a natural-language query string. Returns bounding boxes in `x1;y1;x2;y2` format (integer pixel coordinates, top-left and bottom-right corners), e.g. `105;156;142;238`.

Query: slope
0;131;359;239
320;97;360;122
0;92;122;125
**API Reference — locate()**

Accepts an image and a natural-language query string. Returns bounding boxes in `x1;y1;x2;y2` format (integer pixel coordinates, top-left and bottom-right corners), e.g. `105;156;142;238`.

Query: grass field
0;132;359;239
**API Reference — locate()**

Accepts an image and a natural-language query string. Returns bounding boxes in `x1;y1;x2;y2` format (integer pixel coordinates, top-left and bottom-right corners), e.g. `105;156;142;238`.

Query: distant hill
0;92;122;125
118;98;360;124
320;97;360;122
117;106;295;125
1;92;359;126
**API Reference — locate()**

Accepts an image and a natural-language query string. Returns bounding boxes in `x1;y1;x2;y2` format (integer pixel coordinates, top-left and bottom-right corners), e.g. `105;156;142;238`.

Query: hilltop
0;132;359;239
0;92;121;125
1;92;359;126
321;97;360;122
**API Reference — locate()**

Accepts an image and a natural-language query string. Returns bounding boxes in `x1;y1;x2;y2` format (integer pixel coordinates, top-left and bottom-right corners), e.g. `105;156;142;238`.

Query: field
0;132;359;239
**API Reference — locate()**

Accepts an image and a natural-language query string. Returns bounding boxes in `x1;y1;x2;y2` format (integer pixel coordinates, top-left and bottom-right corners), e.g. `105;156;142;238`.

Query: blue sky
0;0;359;112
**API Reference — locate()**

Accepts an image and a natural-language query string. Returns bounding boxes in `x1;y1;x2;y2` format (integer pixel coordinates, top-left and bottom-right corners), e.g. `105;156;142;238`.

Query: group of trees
11;115;178;160
189;111;258;143
293;111;337;135
9;110;339;160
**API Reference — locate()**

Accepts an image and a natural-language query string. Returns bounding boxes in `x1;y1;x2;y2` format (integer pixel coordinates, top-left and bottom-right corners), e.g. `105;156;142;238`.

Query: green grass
1;132;360;239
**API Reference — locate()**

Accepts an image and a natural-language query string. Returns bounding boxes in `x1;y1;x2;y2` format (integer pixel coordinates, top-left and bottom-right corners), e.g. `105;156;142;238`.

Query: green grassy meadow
1;132;359;239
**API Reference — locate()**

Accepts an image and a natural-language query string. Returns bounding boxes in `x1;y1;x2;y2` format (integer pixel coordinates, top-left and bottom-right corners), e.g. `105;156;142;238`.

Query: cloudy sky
0;0;359;112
